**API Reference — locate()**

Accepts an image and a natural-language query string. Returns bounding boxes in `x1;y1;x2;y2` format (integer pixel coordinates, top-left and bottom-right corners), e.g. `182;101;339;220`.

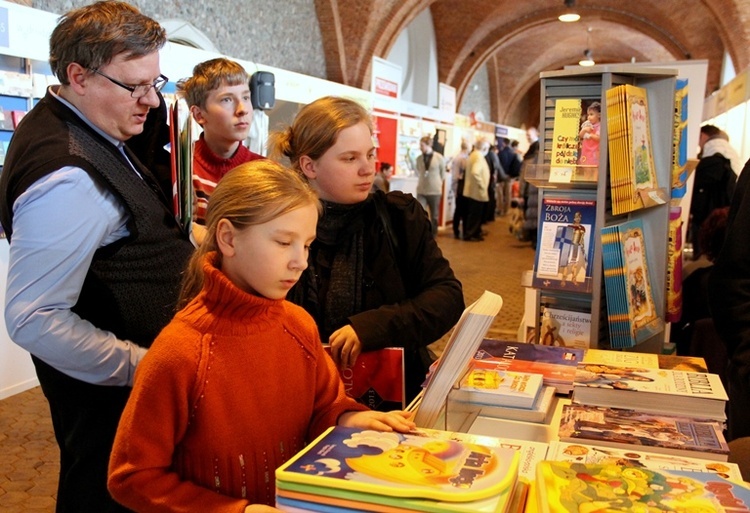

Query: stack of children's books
275;426;526;512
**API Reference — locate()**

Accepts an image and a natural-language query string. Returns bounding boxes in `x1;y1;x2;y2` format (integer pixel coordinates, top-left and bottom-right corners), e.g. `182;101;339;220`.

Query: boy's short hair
177;57;250;108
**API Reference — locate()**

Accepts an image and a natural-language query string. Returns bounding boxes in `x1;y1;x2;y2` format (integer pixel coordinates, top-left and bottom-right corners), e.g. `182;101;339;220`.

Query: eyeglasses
89;68;168;98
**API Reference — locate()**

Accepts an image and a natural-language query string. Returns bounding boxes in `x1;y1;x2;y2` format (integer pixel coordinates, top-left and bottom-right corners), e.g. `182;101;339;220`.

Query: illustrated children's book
410;427;549;482
532;192;597;293
606;84;667;215
557;404;730;461
324;346;405;411
275;479;528;513
468;339;584;394
276;426;520;504
671;78;689;199
572;364;728;421
452;369;543;409
536;460;750;513
601;218;664;348
546;440;743;482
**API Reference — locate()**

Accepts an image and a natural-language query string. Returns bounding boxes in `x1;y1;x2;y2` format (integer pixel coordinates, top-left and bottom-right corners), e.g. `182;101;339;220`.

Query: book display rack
527;65;677;352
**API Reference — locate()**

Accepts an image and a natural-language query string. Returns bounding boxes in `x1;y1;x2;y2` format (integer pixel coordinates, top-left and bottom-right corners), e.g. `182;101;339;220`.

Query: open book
414;290;503;428
168;100;194;233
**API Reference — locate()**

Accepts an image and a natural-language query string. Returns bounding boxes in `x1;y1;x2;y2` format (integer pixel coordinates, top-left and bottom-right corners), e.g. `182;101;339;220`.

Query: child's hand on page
338;410;416;433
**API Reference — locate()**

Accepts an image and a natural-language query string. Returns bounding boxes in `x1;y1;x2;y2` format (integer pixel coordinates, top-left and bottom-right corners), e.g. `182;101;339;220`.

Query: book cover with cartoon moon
276;426;519;502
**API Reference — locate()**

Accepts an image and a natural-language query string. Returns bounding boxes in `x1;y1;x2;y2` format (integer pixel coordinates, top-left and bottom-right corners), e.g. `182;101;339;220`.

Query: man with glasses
0;2;194;511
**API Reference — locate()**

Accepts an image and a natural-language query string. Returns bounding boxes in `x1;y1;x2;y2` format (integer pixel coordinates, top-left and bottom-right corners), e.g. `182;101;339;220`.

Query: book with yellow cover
536;460;750;513
276;426;519;503
606;84;667;215
547;440;743;482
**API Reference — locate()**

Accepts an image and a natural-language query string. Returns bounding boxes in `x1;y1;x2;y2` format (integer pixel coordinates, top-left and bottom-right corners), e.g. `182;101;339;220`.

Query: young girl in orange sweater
108;160;415;512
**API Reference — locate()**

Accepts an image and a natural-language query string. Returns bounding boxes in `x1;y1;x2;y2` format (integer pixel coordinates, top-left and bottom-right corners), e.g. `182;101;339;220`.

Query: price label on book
549;165;573;183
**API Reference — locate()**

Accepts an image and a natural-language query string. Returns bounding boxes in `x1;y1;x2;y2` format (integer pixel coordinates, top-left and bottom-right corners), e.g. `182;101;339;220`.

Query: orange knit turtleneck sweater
108;253;367;512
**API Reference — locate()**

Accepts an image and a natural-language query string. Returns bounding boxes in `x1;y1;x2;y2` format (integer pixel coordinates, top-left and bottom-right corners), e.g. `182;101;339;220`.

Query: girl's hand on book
338;409;416;433
328;325;362;368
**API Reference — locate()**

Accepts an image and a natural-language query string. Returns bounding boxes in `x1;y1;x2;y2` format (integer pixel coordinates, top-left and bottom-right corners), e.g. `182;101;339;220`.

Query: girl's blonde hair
267;96;372;175
178;160;320;308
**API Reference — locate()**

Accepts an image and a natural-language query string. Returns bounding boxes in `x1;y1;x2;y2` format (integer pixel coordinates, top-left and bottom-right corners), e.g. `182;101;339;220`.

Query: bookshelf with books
527;65;676;354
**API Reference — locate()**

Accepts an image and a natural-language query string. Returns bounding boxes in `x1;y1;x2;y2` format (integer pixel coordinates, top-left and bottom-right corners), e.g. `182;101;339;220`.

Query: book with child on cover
276;425;519;503
547;98;600;184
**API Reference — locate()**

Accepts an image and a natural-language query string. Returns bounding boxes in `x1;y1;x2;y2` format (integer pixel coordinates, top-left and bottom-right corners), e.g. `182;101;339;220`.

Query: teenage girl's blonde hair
267;96;372;175
178;160;320;308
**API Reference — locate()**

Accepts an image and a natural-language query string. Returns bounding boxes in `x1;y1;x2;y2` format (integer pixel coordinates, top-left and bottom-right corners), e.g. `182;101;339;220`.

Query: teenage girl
267;96;465;403
108;160;415;512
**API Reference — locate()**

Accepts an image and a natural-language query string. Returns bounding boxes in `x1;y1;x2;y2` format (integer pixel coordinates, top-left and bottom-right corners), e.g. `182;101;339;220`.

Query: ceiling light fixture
578;27;595;66
579;49;595;66
559;0;580;22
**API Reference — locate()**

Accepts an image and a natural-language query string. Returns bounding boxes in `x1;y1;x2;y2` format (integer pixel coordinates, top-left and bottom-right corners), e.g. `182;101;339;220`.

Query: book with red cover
324;346;405;411
467;339;583;395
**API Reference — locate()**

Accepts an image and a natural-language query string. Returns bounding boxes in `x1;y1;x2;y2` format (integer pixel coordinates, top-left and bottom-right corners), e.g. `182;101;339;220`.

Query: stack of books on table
448;367;556;423
275;425;526;513
572;349;728;421
440;338;584;396
557;403;730;461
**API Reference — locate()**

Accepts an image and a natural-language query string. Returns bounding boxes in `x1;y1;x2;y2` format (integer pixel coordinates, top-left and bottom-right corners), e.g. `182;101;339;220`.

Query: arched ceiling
315;0;749;127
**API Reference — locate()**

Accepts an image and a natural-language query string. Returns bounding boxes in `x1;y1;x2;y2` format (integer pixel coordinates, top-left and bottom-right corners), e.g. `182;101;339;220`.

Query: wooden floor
0;213;536;511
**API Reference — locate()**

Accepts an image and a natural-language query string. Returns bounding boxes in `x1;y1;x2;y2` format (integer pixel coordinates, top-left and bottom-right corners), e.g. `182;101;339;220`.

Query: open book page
414;290;503;428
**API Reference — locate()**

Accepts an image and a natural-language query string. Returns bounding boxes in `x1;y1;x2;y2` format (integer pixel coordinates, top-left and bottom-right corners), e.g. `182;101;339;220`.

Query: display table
467;396;569;444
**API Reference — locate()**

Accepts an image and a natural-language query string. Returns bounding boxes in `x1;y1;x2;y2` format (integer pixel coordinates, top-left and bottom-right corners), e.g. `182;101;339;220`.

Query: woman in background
268;96;465;403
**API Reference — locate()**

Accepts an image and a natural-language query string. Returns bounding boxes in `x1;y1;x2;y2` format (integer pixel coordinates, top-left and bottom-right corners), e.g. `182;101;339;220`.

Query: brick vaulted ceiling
315;0;750;127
